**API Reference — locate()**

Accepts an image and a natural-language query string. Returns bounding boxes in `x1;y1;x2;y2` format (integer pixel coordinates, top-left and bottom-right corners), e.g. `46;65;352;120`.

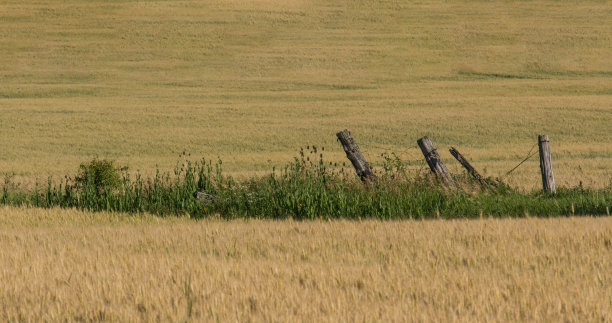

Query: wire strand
363;142;540;180
499;143;539;180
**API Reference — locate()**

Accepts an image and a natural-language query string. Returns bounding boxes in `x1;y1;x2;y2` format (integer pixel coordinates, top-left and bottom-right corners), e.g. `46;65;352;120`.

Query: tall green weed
1;152;610;219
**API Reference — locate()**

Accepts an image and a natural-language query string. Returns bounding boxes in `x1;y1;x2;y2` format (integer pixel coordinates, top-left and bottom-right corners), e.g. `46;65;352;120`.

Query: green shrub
75;158;125;195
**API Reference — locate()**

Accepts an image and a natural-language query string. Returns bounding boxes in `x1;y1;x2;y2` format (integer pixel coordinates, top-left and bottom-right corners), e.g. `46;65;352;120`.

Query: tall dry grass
1;206;611;321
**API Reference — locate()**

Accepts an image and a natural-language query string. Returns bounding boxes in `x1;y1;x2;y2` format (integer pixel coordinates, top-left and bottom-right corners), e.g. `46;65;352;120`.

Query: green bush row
1;155;610;219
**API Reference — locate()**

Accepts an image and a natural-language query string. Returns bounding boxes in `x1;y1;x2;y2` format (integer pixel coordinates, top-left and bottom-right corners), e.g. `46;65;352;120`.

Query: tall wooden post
336;129;376;182
538;135;555;193
449;147;490;189
417;136;455;187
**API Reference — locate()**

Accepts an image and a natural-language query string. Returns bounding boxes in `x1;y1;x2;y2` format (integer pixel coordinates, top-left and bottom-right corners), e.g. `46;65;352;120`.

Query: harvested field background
0;0;610;189
1;206;611;321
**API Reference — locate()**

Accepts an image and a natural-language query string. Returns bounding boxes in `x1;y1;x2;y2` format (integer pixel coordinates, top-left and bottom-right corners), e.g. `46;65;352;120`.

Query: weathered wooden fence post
538;135;555;193
417;136;455;187
449;147;490;189
336;129;376;182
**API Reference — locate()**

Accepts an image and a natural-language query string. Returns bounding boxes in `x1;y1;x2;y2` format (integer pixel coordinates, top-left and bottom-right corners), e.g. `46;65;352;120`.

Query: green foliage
75;158;126;196
0;153;610;219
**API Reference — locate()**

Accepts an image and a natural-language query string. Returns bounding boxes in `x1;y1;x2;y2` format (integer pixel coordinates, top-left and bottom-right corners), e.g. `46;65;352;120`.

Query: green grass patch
1;154;610;219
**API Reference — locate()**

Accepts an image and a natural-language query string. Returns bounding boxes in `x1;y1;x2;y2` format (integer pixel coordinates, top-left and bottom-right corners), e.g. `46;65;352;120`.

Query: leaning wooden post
417;136;455;187
538;135;555;193
336;129;376;182
449;147;490;189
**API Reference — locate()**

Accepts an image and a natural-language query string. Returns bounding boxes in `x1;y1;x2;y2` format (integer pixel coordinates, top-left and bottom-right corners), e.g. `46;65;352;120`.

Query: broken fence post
538;135;555;193
449;147;490;189
336;129;376;182
417;136;455;187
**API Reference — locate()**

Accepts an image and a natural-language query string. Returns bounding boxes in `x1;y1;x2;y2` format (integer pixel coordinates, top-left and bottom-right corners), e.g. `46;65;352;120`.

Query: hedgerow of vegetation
1;149;610;219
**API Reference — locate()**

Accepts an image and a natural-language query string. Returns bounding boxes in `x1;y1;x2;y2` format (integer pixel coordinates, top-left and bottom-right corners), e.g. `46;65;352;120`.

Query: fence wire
499;143;539;181
365;141;541;181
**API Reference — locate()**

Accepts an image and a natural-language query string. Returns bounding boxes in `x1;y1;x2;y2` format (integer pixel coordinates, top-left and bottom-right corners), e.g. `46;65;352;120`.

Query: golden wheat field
0;206;610;321
0;0;610;189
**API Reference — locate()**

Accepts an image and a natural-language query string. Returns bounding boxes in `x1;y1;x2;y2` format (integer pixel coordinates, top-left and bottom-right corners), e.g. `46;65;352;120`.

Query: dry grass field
0;206;610;321
1;0;610;190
